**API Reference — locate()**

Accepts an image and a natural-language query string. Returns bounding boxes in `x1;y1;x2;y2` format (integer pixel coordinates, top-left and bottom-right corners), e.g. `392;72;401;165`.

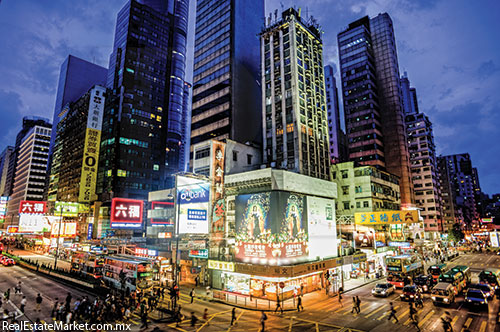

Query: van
431;282;455;305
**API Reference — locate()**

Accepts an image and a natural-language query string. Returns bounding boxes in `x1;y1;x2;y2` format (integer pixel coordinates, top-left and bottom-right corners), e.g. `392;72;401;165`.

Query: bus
103;255;153;292
70;251;105;279
428;264;447;281
439;270;465;294
479;268;500;289
386;254;424;288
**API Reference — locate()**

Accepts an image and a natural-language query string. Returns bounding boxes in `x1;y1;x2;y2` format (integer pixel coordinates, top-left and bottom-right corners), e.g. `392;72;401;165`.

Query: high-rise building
438;157;460;230
48;85;106;203
402;75;442;237
99;0;190;199
338;14;414;206
438;153;479;227
261;8;330;180
324;65;347;163
0;146;14;196
180;81;192;172
7;119;52;217
190;0;263;154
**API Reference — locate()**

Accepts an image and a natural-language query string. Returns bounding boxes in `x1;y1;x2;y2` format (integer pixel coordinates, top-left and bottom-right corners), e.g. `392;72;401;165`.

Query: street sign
279;281;285;289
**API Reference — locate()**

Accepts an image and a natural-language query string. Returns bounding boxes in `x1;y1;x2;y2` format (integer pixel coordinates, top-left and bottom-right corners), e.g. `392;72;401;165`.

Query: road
1;251;498;332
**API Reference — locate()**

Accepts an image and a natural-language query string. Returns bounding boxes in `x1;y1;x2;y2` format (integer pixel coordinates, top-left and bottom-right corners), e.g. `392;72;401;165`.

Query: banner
176;175;210;234
0;196;7;222
210;140;226;240
150;201;174;225
79;86;105;202
306;196;337;259
19;215;58;233
355;210;419;225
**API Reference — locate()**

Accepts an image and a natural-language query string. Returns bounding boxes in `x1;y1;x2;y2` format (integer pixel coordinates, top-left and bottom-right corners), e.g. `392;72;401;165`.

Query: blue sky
0;0;499;194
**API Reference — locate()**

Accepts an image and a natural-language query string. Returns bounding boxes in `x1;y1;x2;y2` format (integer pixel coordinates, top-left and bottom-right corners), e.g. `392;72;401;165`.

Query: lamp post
53;204;63;270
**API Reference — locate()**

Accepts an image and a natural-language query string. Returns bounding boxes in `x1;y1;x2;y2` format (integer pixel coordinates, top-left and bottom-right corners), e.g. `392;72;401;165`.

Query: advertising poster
354;230;374;248
150;201;175;225
110;198;144;229
177;176;210;234
19;215;59;233
55;202;80;217
210;140;226;240
50;222;77;238
306;196;337;259
235;191;308;265
0;196;8;223
490;232;499;248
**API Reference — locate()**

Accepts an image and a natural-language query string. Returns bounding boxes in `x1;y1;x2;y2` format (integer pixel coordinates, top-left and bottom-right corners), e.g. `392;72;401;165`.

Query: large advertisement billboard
235;191;309;265
51;221;77;238
177;176;210;234
306;196;337;259
110;198;144;229
0;196;7;223
150;201;175;225
19;215;59;233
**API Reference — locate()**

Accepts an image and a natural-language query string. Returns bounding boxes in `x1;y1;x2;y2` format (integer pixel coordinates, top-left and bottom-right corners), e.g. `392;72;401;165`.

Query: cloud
0;90;25;151
477;60;498;79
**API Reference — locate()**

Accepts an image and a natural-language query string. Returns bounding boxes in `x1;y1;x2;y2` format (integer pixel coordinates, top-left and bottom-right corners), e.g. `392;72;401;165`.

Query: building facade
190;0;263;154
0;146;14;196
438;157;459;230
324;65;347;163
338;14;413;206
7;121;52;217
261;8;330;180
180;81;192;172
98;0;190;199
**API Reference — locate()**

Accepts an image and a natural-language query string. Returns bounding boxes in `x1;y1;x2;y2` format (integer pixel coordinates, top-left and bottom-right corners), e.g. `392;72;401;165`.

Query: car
465;289;488;307
431;282;455;305
414;274;436;293
372;283;395;297
1;257;14;266
469;283;494;300
400;285;422;301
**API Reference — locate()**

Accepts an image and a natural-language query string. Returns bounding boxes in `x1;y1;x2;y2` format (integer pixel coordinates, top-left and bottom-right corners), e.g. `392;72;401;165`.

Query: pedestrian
66;311;72;324
190;288;195;304
260;311;267;332
195;275;199;287
351;297;357;314
140;310;148;329
51;300;58;319
230;307;236;325
355;296;361;314
175;307;182;327
409;303;416;321
190;311;198;327
274;296;283;314
412;312;421;332
35;293;43;312
20;296;26;313
4;288;10;301
124;307;131;322
338;290;343;307
297;296;303;312
387;302;398;323
203;308;209;325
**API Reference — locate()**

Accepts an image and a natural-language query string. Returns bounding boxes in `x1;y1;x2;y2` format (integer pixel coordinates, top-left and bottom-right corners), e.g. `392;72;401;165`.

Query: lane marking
226;310;245;332
479;321;487;332
377;305;399;321
365;305;386;318
460;317;473;332
418;310;434;327
396;308;409;321
451;315;459;326
288;316;294;332
344;302;368;315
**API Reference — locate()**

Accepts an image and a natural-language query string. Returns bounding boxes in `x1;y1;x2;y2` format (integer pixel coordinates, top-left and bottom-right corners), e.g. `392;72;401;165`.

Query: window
341;170;348;179
355;185;362;193
363;201;369;208
247;154;252;165
342;186;349;195
343;201;350;210
356;202;361;208
233;151;238;161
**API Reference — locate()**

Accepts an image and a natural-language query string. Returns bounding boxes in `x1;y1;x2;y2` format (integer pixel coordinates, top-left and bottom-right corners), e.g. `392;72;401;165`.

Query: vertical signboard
0;196;8;223
209;140;226;240
110;198;144;229
176;176;210;234
79;85;105;203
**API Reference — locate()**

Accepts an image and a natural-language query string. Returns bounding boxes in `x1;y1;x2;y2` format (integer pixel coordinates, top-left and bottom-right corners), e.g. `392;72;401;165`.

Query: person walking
4;288;10;301
190;311;198;327
259;311;267;332
35;293;43;312
411;312;421;332
230;307;236;325
274;296;283;314
351;297;357;314
190;288;195;304
20;296;26;313
203;308;209;326
297;296;303;312
387;302;398;323
355;296;361;314
51;299;59;319
338;290;343;307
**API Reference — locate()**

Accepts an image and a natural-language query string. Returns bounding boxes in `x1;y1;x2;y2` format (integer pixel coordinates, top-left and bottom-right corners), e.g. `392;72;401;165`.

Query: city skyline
0;0;499;194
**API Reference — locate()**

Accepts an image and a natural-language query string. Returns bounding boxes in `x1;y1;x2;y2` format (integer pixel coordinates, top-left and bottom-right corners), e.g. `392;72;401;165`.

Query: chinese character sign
19;200;47;215
354;210;419;225
110;198;144;229
0;196;8;222
210;140;226;239
79;86;105;203
55;202;80;217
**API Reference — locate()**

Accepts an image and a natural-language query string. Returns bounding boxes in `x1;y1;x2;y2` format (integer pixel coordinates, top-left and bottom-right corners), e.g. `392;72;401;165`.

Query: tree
447;223;465;244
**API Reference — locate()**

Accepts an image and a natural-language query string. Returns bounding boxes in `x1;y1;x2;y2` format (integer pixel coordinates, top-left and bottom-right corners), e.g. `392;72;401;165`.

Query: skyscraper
261;8;330;180
402;74;442;237
99;0;190;199
7;118;52;217
180;81;192;172
0;146;14;196
338;14;414;206
324;65;347;163
190;0;263;154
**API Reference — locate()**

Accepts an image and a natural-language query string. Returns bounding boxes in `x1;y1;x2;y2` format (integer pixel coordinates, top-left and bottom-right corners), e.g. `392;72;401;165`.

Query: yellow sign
79;86;105;202
355;210;419;225
208;260;235;272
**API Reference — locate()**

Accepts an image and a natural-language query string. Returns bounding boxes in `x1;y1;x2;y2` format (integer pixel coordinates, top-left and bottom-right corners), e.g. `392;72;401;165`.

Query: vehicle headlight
410;295;414;298
467;299;472;302
431;296;436;300
444;298;449;302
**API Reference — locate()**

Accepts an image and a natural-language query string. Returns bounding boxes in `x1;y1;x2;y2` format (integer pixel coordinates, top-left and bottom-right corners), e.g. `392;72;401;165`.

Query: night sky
0;0;499;194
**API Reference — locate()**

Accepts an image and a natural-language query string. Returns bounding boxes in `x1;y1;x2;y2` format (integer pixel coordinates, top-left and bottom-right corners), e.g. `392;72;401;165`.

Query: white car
372;283;395;297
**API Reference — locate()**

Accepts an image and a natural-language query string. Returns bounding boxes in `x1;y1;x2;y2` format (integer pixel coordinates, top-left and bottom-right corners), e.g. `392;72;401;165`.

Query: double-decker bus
103;255;153;292
70;251;105;279
386;254;424;288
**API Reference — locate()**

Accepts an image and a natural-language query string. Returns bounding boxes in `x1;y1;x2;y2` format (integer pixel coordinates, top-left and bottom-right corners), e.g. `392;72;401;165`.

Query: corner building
99;0;190;199
338;14;414;206
261;8;330;180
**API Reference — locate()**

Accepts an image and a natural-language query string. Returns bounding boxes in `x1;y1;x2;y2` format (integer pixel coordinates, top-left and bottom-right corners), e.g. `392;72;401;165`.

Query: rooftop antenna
280;1;284;11
274;9;278;21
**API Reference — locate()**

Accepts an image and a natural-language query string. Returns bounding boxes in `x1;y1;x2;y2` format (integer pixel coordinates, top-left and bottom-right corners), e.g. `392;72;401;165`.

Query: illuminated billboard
0;196;7;222
51;221;77;238
176;175;210;234
209;140;226;240
55;202;80;217
235;191;309;265
150;201;174;225
355;210;419;225
110;198;144;229
19;200;47;215
354;230;374;248
19;215;59;233
490;232;499;248
306;196;337;259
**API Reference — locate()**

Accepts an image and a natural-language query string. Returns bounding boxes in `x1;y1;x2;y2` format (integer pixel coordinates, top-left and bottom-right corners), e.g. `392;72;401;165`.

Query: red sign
279;282;285;289
110;198;143;229
210;141;226;240
19;200;47;214
151;201;174;225
7;225;19;233
158;232;172;239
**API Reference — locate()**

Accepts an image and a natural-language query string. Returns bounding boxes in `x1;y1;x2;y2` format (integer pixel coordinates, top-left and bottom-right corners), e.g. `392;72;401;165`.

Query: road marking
403;308;424;326
288;316;294;332
397;308;409;321
365;305;386;318
451;315;459;326
344;302;367;315
460;317;473;332
418;310;434;327
479;321;487;332
377;305;399;321
226;310;245;332
197;313;217;332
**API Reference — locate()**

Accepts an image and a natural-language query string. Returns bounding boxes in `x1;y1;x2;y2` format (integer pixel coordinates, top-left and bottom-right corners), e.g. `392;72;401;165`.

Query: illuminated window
117;169;127;177
153;164;159;171
286;123;294;133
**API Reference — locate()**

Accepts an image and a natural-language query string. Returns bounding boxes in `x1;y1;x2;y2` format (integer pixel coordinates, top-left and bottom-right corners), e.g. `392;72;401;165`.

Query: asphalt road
1;252;499;332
